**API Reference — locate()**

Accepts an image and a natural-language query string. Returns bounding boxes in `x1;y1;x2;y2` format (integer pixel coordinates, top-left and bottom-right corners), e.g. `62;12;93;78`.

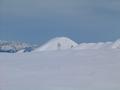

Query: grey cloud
1;0;120;19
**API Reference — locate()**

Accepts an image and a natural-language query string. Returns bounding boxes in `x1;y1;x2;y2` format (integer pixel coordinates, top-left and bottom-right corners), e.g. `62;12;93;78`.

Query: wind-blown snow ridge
34;37;78;51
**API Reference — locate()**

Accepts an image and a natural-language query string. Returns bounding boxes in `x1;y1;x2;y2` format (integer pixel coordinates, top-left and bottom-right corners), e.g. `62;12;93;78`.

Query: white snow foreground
1;49;120;90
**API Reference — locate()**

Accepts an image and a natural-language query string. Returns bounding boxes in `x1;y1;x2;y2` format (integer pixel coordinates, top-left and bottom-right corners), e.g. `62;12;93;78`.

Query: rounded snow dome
34;37;78;51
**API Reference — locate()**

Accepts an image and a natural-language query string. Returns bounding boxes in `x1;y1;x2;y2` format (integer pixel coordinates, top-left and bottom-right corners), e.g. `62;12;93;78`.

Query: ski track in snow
1;49;120;90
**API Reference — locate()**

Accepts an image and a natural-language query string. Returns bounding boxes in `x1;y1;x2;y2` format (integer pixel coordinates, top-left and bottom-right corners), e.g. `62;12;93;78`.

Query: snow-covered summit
34;37;78;51
112;39;120;49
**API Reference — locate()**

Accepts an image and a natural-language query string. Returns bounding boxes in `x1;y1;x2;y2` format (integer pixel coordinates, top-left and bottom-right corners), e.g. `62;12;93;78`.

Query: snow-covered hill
1;37;120;90
1;37;120;53
34;37;78;52
33;37;120;52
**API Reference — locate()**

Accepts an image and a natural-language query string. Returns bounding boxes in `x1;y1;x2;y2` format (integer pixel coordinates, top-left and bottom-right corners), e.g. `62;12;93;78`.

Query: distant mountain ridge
1;37;120;53
0;41;34;53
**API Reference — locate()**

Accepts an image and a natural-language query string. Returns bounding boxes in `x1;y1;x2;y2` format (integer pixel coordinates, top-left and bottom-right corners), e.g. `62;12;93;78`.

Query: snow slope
33;37;119;52
112;39;120;49
34;37;78;51
75;42;113;50
1;49;120;90
1;37;120;53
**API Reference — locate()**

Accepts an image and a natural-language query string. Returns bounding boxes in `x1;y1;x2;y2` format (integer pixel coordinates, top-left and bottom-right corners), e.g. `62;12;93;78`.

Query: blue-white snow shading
1;37;120;53
1;48;120;90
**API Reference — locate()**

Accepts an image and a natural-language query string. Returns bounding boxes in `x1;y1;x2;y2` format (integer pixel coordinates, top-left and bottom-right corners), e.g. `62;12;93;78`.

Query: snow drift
75;42;113;50
34;37;78;51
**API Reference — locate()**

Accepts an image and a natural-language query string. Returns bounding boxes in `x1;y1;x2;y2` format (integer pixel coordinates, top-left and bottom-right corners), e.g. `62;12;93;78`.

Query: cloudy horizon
0;0;120;44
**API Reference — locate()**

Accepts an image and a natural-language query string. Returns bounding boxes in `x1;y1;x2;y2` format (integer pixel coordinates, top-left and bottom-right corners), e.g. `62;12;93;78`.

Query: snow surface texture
1;37;120;53
34;37;78;52
1;37;120;90
33;37;120;52
1;49;120;90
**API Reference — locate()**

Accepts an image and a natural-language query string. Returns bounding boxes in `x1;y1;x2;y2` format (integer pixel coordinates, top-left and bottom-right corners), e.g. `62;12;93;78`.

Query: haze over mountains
1;37;120;53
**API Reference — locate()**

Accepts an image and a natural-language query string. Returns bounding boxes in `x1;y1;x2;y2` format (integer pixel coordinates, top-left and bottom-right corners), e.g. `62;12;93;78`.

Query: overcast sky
0;0;120;44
